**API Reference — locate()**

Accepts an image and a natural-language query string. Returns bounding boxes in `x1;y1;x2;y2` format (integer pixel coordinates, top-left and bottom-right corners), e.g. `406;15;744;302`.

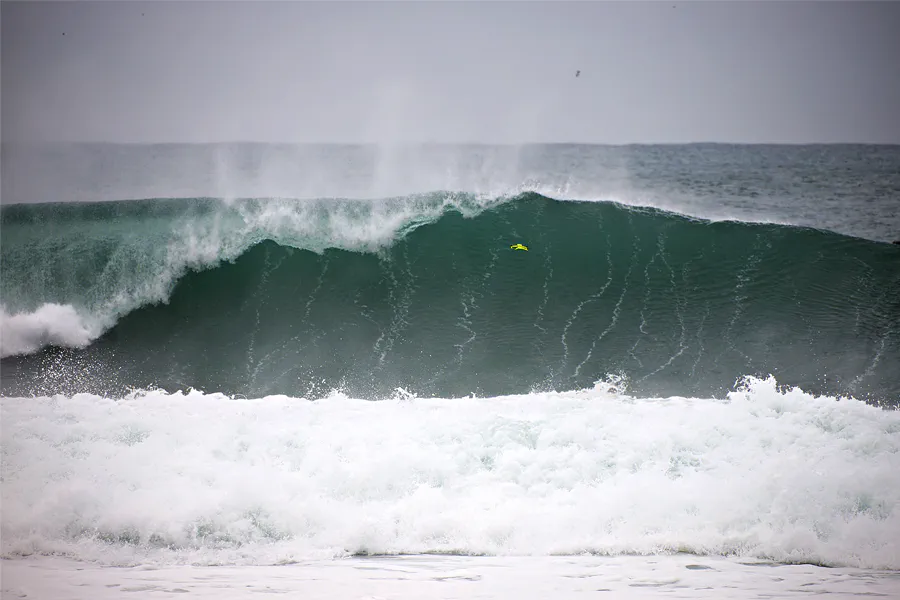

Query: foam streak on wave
2;377;898;568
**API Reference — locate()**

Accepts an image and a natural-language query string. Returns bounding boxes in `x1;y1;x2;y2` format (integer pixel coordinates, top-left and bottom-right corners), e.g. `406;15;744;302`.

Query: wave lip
2;377;898;568
0;304;94;357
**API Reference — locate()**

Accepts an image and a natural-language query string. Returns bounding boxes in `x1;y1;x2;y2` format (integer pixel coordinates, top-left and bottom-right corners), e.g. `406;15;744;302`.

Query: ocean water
2;143;899;595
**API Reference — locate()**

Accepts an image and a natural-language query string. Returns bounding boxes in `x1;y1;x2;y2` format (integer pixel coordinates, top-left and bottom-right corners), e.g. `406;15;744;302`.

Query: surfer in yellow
510;243;528;251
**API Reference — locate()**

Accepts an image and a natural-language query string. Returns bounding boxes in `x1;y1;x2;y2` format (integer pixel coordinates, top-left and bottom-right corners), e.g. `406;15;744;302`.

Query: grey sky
3;1;899;144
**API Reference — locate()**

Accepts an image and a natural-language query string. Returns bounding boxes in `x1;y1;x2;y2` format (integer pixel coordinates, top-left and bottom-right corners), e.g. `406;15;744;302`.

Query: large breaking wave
1;193;898;401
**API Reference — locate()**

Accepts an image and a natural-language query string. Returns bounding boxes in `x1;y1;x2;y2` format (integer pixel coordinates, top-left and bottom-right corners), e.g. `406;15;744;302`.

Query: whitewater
2;142;900;598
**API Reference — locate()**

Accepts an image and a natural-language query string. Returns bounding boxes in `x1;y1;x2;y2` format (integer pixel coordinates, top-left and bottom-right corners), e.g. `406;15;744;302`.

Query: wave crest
0;193;508;358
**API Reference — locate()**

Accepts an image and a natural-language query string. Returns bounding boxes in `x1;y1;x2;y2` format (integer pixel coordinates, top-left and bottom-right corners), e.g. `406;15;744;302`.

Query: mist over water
4;143;899;241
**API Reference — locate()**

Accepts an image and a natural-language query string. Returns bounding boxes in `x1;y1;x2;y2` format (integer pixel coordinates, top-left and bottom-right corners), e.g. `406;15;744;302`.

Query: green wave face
2;193;898;402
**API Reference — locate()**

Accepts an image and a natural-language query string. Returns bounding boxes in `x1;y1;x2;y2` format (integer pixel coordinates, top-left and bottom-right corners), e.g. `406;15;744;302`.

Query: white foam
0;303;96;357
2;376;898;568
4;554;900;599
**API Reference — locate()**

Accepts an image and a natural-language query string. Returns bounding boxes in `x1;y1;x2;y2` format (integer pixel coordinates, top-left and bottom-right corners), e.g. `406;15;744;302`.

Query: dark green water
2;193;898;401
